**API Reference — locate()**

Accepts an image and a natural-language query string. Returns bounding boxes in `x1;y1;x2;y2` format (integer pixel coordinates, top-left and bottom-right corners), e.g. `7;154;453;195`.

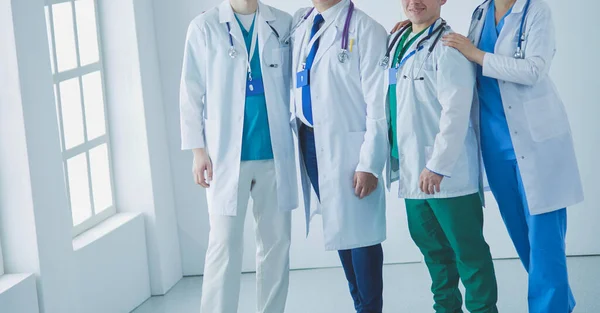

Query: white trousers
200;160;292;313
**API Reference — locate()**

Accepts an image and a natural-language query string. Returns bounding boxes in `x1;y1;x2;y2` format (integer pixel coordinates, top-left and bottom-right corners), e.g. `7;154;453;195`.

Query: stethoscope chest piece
338;49;349;63
514;47;524;59
228;47;237;59
379;56;390;68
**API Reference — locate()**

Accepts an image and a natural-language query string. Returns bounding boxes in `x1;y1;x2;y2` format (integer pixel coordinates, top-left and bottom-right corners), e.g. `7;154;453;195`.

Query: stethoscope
473;0;531;59
380;20;447;80
286;1;356;64
225;18;283;60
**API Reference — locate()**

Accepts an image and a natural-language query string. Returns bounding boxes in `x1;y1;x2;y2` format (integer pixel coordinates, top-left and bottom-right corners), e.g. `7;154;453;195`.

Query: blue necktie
302;14;324;126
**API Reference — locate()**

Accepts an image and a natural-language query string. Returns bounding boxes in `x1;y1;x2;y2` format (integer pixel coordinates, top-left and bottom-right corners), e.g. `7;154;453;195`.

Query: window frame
45;0;117;237
0;235;4;276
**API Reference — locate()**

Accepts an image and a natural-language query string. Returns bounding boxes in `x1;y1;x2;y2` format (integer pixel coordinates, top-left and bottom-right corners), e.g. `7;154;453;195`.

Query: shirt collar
313;0;349;23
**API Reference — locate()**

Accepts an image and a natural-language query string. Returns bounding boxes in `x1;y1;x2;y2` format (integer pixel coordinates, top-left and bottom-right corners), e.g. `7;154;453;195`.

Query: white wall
99;0;183;295
71;214;150;313
0;274;39;313
155;0;600;274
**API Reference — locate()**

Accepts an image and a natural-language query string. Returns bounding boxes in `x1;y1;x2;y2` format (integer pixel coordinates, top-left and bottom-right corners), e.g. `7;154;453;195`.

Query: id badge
296;70;309;88
246;77;265;96
389;67;399;85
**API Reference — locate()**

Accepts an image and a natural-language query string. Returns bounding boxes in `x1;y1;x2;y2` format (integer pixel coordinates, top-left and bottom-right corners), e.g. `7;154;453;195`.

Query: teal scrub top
236;15;274;161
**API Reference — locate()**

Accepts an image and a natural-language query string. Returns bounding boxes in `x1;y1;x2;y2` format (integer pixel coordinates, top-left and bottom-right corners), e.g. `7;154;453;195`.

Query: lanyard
226;14;259;81
300;1;355;67
393;28;427;69
393;20;446;70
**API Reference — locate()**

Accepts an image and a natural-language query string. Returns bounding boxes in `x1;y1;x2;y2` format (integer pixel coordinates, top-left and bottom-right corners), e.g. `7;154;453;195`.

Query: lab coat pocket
523;96;569;142
265;47;289;78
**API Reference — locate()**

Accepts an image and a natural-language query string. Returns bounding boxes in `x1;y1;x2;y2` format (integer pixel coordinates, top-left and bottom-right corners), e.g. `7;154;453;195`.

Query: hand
192;148;213;188
391;20;411;34
442;33;486;65
419;168;443;195
353;172;378;199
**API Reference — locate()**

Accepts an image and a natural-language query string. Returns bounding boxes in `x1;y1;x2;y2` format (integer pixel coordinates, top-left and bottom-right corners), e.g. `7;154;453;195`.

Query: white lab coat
291;2;388;251
467;0;584;215
180;1;298;216
386;20;481;200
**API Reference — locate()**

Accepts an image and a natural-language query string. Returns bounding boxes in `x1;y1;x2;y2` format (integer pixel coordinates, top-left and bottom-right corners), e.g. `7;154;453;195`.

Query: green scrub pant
405;193;498;313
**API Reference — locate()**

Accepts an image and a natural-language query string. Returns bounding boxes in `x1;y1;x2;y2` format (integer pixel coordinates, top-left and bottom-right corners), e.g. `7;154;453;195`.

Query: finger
360;186;369;199
365;185;376;198
193;170;201;185
355;184;363;198
436;182;441;193
442;41;462;50
419;177;426;193
353;173;358;188
207;162;213;182
442;38;461;45
199;165;210;188
444;33;466;41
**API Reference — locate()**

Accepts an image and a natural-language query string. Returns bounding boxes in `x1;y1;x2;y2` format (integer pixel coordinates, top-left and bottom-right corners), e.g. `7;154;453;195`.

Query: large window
45;0;115;237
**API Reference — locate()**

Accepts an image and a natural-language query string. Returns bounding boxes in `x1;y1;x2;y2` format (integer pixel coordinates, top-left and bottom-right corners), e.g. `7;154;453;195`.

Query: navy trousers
299;124;384;313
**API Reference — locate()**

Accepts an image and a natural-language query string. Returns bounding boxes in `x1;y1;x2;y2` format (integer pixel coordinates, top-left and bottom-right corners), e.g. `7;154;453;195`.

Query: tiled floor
132;256;600;313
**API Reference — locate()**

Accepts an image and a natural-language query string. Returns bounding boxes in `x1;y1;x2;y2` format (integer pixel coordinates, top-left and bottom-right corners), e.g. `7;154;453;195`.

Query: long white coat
386;20;481;200
468;0;584;215
180;1;298;216
291;2;389;251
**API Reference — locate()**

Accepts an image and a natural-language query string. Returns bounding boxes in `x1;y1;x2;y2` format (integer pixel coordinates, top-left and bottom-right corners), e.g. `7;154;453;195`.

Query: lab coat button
508;106;512;109
521;156;525;160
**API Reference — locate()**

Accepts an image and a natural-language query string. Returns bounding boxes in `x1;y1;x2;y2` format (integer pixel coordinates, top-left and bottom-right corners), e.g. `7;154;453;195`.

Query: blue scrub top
477;1;516;161
236;15;274;161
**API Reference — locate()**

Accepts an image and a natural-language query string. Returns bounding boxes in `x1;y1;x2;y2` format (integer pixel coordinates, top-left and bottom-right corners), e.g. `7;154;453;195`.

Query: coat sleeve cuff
356;164;380;179
181;136;205;150
425;164;451;178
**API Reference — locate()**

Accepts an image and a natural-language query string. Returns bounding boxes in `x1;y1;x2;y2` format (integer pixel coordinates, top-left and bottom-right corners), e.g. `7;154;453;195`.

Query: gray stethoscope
381;20;447;81
474;0;531;59
283;1;356;64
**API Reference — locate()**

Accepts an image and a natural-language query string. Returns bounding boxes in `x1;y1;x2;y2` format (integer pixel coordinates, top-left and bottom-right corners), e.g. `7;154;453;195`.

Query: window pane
45;7;56;73
89;144;113;213
67;153;92;226
82;72;106;140
75;0;100;66
59;78;85;149
52;2;78;72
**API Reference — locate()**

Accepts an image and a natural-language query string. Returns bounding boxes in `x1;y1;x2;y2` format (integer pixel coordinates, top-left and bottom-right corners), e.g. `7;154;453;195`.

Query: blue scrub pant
299;124;384;313
483;157;575;313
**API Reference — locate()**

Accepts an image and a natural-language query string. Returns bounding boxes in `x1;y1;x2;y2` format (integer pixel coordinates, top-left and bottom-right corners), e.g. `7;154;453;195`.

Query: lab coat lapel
219;0;247;59
293;17;310;71
257;2;276;61
468;0;490;46
313;17;339;66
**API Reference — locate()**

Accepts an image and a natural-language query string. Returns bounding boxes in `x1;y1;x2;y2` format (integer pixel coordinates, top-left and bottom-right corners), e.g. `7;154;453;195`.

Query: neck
495;0;517;12
412;15;440;34
230;0;258;14
315;0;342;13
